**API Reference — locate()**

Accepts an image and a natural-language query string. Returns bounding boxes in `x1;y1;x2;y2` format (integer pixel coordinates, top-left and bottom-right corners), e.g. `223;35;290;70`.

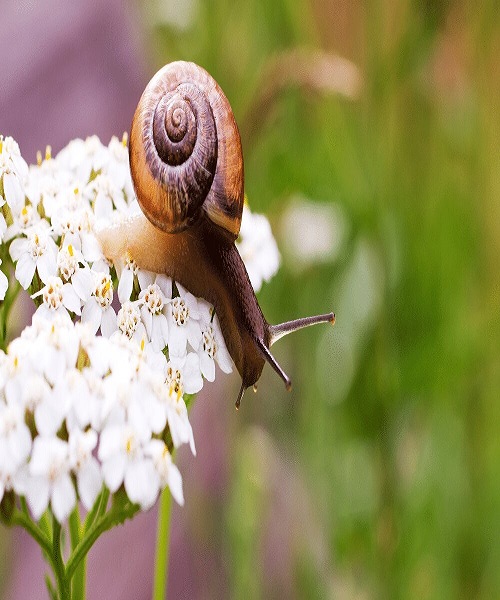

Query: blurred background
1;0;499;598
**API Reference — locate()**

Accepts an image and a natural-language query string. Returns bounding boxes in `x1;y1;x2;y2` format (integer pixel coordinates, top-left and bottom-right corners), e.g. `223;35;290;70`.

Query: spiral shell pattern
130;61;244;237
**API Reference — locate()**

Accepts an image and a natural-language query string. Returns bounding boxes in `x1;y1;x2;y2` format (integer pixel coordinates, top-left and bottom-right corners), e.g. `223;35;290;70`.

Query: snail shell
129;61;244;238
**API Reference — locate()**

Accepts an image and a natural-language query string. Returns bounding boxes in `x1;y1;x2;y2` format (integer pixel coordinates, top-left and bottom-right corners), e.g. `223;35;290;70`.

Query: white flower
139;275;172;351
0;136;29;181
23;372;68;436
1;337;32;404
166;353;203;396
52;202;103;263
0;133;275;522
26;164;69;218
0;401;32;468
98;422;158;510
27;436;76;522
115;301;147;343
197;304;233;381
9;224;58;289
106;135;133;195
0;438;19;503
32;314;80;386
5;203;40;241
236;204;280;292
117;254;138;303
165;391;196;455
167;283;202;357
146;439;184;505
62;368;101;432
68;428;102;510
57;243;93;301
32;275;82;322
89;173;128;218
0;259;8;300
0;136;28;214
81;271;117;336
56;135;108;184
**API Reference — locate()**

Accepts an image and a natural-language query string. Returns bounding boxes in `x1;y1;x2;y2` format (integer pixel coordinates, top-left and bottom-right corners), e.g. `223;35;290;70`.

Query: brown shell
129;61;244;238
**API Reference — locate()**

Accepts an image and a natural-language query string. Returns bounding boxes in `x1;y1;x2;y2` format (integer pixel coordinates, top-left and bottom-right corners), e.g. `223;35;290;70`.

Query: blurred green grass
146;0;500;597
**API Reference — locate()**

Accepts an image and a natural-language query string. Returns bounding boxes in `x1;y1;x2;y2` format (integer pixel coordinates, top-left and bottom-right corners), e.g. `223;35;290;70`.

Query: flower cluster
0;134;280;522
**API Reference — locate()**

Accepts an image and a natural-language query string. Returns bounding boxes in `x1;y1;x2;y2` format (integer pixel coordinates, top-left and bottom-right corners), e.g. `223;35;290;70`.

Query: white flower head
9;224;58;289
98;422;158;510
23;372;68;437
0;133;281;522
146;439;184;505
0;135;28;214
106;135;133;195
90;173;128;219
68;428;102;510
117;254;138;303
139;275;172;351
81;271;117;337
0;401;32;468
115;301;147;343
32;275;82;321
236;204;280;292
27;436;76;522
5;203;40;241
197;302;233;382
167;283;202;357
57;243;93;301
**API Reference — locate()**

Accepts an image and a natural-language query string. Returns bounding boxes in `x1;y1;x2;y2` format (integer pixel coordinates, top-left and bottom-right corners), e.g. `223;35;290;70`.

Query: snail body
98;61;334;407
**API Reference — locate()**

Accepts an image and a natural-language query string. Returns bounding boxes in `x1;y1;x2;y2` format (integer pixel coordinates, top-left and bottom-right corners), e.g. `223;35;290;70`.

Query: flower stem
52;513;70;600
69;506;85;600
66;493;139;582
153;487;173;600
11;509;52;562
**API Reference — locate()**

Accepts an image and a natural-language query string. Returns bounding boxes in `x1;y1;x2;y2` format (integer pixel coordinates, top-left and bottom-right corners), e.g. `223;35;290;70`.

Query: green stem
66;495;139;582
83;486;109;532
52;513;70;600
69;506;85;600
153;488;173;600
10;509;52;561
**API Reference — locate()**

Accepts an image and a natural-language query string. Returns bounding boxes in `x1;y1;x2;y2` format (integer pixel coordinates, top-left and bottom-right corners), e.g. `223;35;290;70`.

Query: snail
98;61;335;408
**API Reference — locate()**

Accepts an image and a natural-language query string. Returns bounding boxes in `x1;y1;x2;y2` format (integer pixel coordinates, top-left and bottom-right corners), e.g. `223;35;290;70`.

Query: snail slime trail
98;60;335;408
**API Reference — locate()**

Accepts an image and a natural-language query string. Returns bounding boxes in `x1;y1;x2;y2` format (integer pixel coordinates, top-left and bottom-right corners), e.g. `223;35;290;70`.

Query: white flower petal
62;283;82;315
3;172;24;213
100;306;117;337
200;352;215;382
124;459;159;510
167;462;184;506
26;476;50;520
81;299;101;334
14;253;36;289
118;267;134;303
77;460;102;510
9;236;28;262
182;353;203;394
101;453;127;493
51;474;76;522
37;250;58;285
71;268;93;301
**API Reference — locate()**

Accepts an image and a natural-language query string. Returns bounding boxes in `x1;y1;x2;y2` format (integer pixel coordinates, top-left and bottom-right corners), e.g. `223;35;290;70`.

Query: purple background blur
0;2;232;598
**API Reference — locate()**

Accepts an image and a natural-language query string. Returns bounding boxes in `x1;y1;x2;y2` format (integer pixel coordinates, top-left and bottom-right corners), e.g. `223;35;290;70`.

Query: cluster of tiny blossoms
0;134;279;523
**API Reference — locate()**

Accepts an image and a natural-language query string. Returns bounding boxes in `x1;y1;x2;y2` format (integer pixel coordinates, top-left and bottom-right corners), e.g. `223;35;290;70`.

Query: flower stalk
153;483;173;600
